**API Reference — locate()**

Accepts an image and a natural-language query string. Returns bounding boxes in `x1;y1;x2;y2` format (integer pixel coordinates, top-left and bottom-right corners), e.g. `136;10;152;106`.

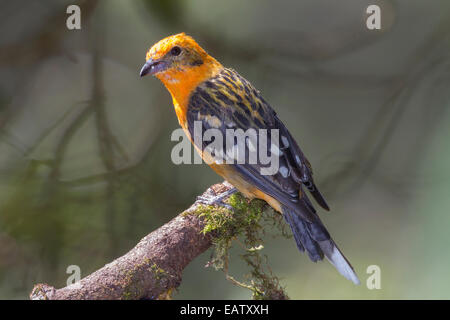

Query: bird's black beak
140;59;168;77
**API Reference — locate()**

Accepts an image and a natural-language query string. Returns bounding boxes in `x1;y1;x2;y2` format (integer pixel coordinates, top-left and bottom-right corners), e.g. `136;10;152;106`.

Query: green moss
193;192;290;300
197;193;265;238
121;266;142;300
150;263;168;281
121;259;170;300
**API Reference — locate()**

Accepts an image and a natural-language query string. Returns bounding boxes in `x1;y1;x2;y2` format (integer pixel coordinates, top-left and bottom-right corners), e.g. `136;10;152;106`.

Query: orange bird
140;33;359;284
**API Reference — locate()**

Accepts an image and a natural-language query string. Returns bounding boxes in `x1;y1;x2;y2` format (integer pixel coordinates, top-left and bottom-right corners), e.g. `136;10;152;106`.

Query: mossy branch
30;181;289;300
197;187;290;300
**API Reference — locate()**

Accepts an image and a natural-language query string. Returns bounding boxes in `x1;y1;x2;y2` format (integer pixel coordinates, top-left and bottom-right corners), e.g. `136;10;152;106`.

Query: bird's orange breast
156;58;223;128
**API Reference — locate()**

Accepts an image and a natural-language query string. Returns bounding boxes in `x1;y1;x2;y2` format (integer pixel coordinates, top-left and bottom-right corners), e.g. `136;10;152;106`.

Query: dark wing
187;68;328;221
273;114;330;210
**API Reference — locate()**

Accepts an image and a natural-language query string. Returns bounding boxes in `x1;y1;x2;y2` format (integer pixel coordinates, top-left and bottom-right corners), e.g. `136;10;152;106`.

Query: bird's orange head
140;33;223;112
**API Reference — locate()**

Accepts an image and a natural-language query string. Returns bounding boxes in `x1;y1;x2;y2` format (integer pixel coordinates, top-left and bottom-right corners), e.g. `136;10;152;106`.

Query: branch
30;182;235;300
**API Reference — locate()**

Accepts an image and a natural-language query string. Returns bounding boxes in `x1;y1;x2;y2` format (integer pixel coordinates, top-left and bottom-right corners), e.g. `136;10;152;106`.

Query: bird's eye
170;46;181;56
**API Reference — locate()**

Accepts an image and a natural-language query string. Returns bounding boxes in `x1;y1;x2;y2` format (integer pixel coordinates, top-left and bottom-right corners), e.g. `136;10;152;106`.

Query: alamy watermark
66;264;81;288
66;5;81;30
171;121;281;176
366;264;382;290
366;4;381;30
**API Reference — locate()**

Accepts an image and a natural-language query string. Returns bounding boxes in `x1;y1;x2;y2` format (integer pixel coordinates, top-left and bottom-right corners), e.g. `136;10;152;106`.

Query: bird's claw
196;188;237;211
196;195;234;211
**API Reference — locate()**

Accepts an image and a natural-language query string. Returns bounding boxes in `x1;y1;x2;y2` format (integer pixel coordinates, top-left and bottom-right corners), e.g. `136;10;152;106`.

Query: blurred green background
1;0;450;299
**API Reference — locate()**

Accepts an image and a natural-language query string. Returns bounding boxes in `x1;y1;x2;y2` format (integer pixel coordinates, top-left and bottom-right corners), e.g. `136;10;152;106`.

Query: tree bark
30;182;234;300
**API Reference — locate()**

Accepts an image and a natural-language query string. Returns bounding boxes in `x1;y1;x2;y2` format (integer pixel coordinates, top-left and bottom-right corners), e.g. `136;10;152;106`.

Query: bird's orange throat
156;58;223;127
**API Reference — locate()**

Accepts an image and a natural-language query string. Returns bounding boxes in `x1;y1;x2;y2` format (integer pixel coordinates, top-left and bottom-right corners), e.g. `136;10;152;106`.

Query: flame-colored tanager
140;33;359;284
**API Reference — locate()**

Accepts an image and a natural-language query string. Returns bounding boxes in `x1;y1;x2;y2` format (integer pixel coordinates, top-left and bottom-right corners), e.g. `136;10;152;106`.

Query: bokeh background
1;0;450;299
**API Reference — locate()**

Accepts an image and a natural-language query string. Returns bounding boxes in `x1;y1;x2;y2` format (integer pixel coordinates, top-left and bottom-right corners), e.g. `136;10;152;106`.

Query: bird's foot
196;188;238;211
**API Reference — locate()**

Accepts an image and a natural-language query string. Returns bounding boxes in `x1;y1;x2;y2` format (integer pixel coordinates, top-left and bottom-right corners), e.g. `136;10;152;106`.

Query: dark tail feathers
282;205;360;285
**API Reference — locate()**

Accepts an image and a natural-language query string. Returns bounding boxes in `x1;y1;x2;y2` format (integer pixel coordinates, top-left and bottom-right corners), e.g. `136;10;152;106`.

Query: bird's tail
282;204;360;285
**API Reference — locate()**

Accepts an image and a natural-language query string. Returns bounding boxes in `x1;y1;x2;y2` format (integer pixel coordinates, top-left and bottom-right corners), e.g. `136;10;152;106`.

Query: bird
140;33;360;285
